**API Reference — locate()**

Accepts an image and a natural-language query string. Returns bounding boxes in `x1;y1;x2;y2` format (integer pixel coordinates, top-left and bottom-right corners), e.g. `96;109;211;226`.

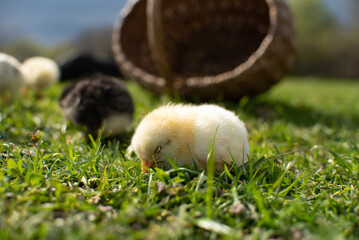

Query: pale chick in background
130;104;250;173
21;56;60;90
0;52;25;100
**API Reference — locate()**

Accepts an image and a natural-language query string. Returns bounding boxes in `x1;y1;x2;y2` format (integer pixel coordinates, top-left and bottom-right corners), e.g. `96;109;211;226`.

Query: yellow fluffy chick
131;104;250;173
21;56;60;90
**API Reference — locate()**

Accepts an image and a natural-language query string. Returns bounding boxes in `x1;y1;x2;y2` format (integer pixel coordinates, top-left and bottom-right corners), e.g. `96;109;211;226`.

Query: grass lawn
1;77;358;239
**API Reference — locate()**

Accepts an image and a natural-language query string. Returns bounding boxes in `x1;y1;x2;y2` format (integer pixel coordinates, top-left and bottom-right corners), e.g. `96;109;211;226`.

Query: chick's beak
141;158;155;173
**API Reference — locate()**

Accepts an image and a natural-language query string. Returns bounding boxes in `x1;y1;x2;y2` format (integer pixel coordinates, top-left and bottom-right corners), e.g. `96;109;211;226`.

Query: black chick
58;53;123;81
60;74;134;138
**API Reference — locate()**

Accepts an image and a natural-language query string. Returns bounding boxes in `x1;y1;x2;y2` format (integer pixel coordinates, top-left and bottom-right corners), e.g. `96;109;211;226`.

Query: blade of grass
161;151;179;172
195;218;233;236
268;160;295;196
326;148;354;178
187;144;199;171
278;170;308;197
248;182;271;226
206;126;218;218
195;171;206;192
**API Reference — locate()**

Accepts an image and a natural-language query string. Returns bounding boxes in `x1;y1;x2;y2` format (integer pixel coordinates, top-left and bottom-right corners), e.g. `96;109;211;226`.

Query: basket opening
161;0;270;77
119;0;159;76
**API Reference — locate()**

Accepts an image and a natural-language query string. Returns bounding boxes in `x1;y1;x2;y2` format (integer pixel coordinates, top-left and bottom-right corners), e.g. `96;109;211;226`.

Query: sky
0;0;352;47
0;0;126;46
320;0;352;24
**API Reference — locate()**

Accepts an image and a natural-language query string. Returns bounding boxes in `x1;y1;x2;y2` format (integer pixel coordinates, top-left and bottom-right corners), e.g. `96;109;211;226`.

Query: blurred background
0;0;358;79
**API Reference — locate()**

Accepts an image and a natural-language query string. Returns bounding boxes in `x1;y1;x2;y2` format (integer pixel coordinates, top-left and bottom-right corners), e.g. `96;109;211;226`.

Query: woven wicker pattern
112;0;296;101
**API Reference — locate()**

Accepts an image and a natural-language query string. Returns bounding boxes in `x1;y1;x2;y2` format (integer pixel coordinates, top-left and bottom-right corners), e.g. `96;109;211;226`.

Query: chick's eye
154;145;162;154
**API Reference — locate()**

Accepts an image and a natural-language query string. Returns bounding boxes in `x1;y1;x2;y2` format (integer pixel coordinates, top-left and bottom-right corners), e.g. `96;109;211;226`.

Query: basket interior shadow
112;0;296;101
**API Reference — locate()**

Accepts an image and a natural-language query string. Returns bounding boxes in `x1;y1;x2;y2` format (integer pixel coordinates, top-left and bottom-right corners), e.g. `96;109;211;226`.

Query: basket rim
112;0;279;89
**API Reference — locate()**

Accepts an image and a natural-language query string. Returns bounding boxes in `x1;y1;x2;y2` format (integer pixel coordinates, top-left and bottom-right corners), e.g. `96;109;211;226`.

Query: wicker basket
112;0;296;101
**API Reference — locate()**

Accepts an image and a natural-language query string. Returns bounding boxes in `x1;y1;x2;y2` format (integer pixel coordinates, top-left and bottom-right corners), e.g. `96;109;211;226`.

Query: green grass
1;77;358;239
